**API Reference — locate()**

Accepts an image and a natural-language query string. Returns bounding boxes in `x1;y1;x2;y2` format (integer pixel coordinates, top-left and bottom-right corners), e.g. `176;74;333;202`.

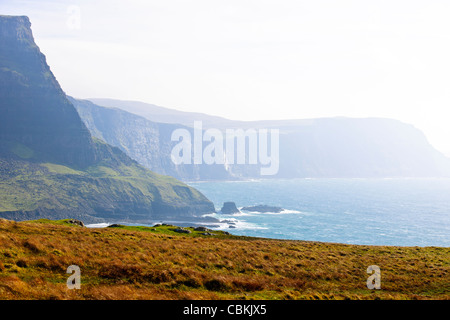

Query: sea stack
220;202;240;214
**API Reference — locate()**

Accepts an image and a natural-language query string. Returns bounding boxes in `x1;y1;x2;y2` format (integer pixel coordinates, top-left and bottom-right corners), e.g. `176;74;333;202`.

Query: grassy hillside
0;218;448;300
0;142;214;223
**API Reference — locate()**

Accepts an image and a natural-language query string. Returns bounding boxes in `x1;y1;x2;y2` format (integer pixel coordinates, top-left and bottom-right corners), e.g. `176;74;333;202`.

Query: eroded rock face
220;202;240;214
71;97;234;181
174;228;192;234
0;15;97;168
67;219;85;227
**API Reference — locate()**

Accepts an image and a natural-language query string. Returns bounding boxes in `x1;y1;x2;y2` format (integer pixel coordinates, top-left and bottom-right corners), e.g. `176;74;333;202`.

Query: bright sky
2;0;450;156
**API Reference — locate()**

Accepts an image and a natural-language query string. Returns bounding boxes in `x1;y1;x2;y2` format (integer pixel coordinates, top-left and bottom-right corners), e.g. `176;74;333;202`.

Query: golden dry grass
0;218;448;300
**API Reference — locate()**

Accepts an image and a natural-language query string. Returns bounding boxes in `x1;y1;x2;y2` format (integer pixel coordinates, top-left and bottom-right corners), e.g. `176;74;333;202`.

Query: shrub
204;277;230;292
144;269;174;284
175;278;202;289
98;263;144;281
23;240;42;253
16;259;28;268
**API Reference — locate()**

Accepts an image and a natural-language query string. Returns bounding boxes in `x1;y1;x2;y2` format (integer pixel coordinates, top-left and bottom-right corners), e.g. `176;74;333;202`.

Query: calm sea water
189;178;450;247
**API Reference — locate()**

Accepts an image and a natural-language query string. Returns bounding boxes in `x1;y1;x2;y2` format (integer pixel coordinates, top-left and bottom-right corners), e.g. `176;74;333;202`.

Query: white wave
278;209;303;214
212;219;268;231
201;212;218;217
239;208;304;215
203;211;255;218
202;212;268;231
85;223;111;228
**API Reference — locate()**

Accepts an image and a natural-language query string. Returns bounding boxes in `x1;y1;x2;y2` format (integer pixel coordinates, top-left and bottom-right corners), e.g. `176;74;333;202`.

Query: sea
188;178;450;247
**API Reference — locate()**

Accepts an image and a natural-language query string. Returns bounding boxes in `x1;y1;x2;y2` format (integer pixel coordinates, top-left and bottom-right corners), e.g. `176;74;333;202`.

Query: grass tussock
0;218;448;300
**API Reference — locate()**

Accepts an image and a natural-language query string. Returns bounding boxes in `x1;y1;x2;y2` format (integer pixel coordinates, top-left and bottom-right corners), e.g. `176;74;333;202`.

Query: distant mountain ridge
0;15;215;223
74;98;450;180
88;98;239;129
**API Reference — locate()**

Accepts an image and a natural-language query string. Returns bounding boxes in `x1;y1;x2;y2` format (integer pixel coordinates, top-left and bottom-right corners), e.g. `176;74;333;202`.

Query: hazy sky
2;0;450;155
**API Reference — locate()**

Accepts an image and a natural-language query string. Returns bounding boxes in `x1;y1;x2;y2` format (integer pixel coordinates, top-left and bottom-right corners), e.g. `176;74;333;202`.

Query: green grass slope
0;140;215;223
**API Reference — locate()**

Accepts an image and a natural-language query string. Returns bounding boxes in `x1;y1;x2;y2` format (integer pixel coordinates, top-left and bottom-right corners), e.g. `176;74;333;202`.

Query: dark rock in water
107;224;124;228
220;202;240;214
241;205;283;213
68;219;85;227
228;225;236;229
221;219;236;225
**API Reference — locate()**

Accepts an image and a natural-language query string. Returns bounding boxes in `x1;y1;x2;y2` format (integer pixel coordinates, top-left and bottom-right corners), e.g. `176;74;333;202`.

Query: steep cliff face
76;98;450;180
0;15;215;223
275;118;450;178
72;97;232;181
0;16;97;168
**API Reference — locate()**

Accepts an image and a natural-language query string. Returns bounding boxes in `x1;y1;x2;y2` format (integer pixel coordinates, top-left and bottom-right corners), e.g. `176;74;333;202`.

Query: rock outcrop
220;202;240;214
